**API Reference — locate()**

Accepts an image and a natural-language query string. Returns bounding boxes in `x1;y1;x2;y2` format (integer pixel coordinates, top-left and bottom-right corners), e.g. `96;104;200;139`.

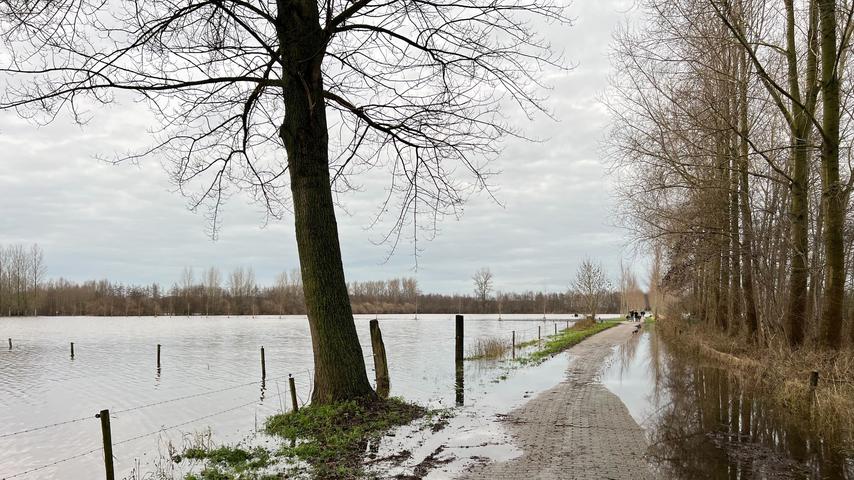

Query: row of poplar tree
610;0;854;348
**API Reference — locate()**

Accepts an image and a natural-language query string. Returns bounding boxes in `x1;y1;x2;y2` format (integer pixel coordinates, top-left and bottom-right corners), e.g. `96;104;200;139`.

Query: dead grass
467;336;511;360
658;319;854;454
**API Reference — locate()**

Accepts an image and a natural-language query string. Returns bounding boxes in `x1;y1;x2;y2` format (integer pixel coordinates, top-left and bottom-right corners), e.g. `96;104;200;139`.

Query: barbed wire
0;415;93;440
0;446;101;479
0;371;310;439
111;374;294;416
112;399;261;448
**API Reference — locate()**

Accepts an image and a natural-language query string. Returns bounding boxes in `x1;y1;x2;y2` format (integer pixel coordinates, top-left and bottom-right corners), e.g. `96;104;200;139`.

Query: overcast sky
0;1;642;295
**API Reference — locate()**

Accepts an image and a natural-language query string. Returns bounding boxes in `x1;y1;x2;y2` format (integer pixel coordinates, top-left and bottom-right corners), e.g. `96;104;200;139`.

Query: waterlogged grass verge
174;397;427;479
518;319;620;364
265;396;426;478
182;446;275;480
466;336;511;360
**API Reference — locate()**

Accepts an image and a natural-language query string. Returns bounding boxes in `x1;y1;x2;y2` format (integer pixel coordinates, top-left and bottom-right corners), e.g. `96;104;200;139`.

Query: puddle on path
601;326;854;480
369;349;571;478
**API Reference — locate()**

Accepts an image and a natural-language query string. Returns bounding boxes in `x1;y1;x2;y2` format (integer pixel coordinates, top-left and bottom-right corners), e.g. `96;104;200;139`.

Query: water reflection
455;360;465;406
602;328;853;480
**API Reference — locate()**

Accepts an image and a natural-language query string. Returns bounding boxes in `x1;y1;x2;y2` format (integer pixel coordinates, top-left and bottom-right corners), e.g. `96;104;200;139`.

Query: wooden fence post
96;409;115;480
260;346;266;379
7;338;11;350
455;315;464;363
512;331;516;359
71;342;75;359
538;326;541;342
289;375;299;412
454;314;464;406
156;344;161;369
369;319;390;398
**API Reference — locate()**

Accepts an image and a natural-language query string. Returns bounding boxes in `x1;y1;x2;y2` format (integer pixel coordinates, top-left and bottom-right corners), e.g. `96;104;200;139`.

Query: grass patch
265;396;426;478
519;319;620;364
178;445;276;480
466;336;511;360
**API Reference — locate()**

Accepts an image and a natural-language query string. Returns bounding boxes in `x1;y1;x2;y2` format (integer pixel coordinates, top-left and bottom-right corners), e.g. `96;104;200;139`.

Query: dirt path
462;323;654;480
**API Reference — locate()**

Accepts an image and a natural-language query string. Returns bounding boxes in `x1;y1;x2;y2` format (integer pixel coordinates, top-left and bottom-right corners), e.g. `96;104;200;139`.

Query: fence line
112;399;261;448
0;415;93;440
1;445;102;479
0;370;313;440
0;398;263;480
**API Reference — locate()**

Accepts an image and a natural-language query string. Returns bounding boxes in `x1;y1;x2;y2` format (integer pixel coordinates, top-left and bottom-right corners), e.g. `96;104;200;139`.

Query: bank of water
602;326;854;479
0;314;580;479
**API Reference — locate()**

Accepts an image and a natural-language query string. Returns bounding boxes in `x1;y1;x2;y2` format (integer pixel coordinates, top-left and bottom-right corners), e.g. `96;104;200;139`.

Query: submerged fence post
455;314;464;363
369;319;390;398
71;342;75;359
454;314;465;406
554;323;557;335
289;374;299;412
96;409;115;480
512;331;516;359
7;338;11;350
538;326;541;342
260;346;266;379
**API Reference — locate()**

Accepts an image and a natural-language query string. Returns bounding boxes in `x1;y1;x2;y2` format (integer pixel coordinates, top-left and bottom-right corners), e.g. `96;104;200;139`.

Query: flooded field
602;327;854;480
0;314;582;479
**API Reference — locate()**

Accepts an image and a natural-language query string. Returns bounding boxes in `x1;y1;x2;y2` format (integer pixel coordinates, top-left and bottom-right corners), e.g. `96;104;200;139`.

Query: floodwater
0;313;582;479
602;326;854;480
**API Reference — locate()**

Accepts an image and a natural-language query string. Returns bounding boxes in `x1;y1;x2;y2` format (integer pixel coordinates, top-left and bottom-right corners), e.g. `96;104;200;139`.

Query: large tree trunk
277;0;375;403
782;0;818;347
729;139;742;335
787;137;810;347
818;0;844;349
737;49;759;340
716;133;731;332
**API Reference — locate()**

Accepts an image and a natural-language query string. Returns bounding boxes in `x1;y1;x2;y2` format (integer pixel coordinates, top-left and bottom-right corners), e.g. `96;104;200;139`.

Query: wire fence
0;365;317;480
1;315;568;478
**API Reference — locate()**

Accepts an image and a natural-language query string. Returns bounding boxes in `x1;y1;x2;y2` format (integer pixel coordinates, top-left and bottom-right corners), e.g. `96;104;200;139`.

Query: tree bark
783;0;818;347
277;0;374;403
818;0;844;349
737;49;759;340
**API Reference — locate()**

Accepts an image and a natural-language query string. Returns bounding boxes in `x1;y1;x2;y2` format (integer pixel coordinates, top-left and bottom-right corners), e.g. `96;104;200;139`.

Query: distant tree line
0;244;46;316
0;244;623;317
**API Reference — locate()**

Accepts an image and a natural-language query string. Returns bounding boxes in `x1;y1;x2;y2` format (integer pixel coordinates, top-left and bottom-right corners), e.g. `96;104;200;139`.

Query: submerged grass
265;396;426;478
467;336;511;360
519;319;620;364
182;446;275;480
658;319;854;455
175;397;426;479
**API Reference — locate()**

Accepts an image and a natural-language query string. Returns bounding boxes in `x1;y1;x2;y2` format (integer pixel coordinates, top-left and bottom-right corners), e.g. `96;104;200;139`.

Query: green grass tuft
181;445;274;480
265;396;426;478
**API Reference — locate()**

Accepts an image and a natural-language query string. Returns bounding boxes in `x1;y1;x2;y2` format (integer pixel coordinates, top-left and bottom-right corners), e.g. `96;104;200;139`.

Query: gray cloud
0;1;641;295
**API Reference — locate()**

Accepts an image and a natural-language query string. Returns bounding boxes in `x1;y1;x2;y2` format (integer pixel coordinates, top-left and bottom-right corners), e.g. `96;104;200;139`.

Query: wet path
464;323;653;480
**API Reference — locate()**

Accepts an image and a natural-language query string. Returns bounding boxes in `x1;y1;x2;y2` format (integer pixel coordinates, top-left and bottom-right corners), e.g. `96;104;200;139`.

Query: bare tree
0;0;567;402
180;266;195;315
472;268;494;312
204;267;222;315
572;258;610;321
29;244;46;315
